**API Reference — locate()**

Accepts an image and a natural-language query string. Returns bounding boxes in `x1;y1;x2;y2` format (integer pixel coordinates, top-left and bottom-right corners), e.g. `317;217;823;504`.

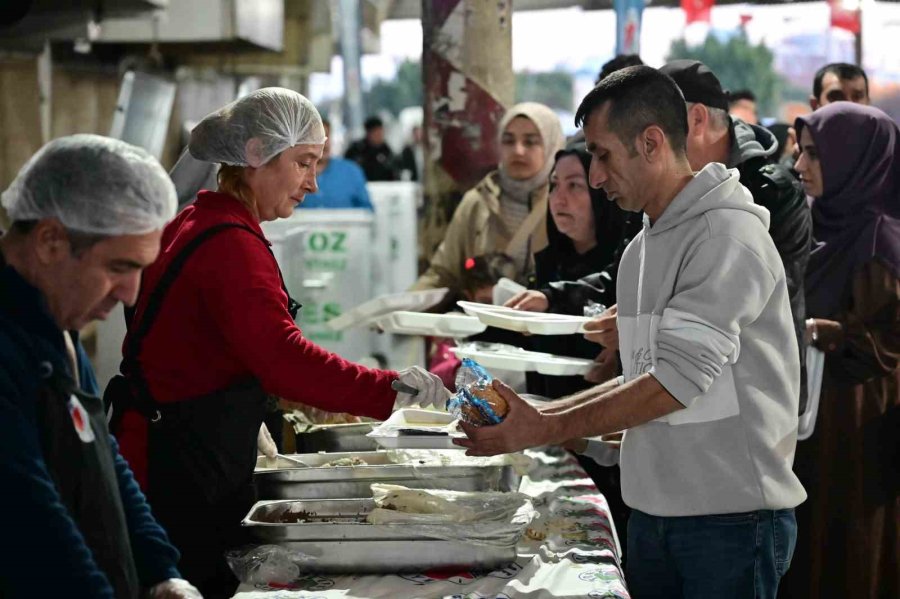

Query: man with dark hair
810;62;869;110
660;59;812;415
596;53;644;84
345;115;397;181
576;64;689;156
728;88;758;124
459;66;805;598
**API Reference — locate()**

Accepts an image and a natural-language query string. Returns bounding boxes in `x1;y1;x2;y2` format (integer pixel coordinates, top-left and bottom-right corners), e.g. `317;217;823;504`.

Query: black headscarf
539;147;629;283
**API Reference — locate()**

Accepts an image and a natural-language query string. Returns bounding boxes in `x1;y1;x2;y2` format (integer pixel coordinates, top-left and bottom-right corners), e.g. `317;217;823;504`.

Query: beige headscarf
497;102;565;201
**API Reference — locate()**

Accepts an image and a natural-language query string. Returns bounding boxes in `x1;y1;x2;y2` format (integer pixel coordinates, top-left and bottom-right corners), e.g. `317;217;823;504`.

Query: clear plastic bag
447;358;507;426
583;300;608;318
225;545;314;585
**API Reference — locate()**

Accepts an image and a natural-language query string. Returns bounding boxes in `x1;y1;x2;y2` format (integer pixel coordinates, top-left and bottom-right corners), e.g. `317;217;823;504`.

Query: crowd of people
0;51;896;599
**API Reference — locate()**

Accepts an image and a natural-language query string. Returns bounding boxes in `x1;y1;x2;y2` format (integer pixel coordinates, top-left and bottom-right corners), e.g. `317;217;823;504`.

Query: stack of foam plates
453;342;593;376
457;301;591;335
327;288;449;331
374;311;487;338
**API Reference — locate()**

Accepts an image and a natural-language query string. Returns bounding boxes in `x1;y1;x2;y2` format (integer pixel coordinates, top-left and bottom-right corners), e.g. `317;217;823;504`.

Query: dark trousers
626;508;797;599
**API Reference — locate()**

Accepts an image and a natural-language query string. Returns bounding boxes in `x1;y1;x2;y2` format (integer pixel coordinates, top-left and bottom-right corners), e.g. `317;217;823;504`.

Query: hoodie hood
727;118;778;167
647;162;770;236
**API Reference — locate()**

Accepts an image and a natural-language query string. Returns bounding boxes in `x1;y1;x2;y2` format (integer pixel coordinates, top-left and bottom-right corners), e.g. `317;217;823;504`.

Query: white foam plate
327;288;449;331
453;343;594;376
457;301;591;335
375;311;487;338
367;408;465;450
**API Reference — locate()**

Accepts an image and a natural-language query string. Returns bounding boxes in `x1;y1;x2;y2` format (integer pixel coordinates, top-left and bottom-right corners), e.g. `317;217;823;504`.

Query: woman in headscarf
780;102;900;599
109;89;448;598
528;144;630;399
411;102;564;294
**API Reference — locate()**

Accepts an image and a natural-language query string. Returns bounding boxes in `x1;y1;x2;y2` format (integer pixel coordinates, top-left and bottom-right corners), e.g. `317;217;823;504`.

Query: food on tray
258;509;318;524
371;484;475;520
321;456;368;467
447;359;508;426
282;404;363;428
525;516;585;542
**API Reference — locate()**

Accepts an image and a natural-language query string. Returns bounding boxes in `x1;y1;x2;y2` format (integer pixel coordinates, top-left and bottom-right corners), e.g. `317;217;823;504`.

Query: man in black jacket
345;116;398;181
661;60;812;410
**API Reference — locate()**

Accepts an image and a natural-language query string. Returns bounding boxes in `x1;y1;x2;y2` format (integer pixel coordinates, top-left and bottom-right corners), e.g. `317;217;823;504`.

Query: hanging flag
681;0;715;25
830;0;861;35
614;0;646;55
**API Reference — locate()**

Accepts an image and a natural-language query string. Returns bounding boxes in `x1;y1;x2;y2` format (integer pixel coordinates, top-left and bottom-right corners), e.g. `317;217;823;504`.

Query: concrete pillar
419;0;513;268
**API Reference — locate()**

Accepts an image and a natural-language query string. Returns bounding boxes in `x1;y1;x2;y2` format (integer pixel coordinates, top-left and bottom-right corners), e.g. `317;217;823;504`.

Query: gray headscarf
497;102;564;201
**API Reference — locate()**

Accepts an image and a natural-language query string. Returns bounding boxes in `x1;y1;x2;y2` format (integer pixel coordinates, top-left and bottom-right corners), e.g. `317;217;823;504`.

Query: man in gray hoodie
457;66;806;599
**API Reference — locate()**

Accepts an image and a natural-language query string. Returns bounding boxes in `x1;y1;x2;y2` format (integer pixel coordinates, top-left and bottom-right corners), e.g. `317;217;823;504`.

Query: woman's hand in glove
147;578;203;599
257;423;277;459
394;366;452;410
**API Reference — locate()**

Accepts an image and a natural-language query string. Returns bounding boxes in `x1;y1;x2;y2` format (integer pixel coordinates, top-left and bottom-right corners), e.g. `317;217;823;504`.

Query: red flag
681;0;714;24
830;0;861;34
739;13;753;27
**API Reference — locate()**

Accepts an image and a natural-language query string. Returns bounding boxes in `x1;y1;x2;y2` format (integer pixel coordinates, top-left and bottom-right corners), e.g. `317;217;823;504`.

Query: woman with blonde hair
110;88;447;598
412;102;564;294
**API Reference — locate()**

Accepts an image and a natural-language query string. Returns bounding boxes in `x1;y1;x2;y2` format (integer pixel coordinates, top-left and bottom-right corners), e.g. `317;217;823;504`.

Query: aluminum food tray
254;451;520;500
242;498;518;573
293;422;378;453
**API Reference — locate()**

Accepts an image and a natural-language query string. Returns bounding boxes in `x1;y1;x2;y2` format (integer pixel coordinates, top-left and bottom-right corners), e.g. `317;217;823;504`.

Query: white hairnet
1;134;177;236
188;87;326;168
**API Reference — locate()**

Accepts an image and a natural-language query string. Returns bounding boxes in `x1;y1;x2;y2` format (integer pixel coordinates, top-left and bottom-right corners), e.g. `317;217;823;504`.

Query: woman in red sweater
109;88;447;598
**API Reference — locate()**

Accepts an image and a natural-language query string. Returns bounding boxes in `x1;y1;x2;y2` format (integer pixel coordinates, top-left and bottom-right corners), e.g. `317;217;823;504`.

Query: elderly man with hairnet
0;135;201;598
107;88;448;599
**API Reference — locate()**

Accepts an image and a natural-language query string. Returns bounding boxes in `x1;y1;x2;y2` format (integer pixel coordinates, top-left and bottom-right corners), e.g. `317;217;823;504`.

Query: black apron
39;366;141;599
106;223;300;599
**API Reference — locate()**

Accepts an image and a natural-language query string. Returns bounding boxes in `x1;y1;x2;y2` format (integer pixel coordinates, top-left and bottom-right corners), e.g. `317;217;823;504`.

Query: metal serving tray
254;451;520;500
293;423;378;453
242;498;518;573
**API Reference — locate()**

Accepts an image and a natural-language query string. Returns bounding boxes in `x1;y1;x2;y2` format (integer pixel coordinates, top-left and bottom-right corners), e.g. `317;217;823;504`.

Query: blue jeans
626;508;797;599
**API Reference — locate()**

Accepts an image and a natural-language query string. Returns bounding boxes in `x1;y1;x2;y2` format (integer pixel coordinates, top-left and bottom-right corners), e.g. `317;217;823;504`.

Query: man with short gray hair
0;134;201;598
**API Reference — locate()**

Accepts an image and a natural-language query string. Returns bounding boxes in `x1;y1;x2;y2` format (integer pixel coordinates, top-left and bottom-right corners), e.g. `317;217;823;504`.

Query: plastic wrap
387;449;534;476
447;358;507;426
226;545;314;584
366;484;536;547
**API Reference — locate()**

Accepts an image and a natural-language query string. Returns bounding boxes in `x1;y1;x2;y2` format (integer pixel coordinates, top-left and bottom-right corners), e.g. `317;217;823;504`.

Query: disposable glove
394;366;451;410
257;423;277;458
147;578;203;599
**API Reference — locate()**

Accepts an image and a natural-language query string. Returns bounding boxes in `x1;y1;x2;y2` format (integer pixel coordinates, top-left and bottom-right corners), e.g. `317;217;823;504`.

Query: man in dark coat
345;116;398;182
0;134;200;599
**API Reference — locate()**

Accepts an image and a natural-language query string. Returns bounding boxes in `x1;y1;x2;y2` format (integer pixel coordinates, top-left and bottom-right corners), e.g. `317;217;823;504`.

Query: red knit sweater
116;191;397;486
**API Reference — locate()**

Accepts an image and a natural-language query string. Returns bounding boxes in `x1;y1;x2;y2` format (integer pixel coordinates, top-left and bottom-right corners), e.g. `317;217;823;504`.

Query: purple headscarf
795;102;900;318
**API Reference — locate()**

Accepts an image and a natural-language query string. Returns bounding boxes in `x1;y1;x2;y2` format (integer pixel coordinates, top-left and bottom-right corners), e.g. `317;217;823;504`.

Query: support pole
419;0;514;269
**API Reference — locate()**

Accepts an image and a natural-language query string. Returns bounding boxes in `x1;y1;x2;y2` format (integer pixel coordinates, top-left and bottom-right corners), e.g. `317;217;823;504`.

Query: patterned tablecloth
233;447;630;599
